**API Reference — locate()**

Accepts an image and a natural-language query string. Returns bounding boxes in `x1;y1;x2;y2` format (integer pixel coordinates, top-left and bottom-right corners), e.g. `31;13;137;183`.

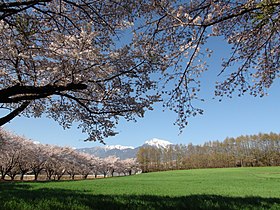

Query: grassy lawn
0;167;280;209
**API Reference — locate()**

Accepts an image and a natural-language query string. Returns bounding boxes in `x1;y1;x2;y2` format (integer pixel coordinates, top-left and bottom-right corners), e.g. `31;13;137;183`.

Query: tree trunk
34;173;39;181
0;171;7;180
57;174;63;180
46;169;54;180
20;170;28;181
10;174;16;180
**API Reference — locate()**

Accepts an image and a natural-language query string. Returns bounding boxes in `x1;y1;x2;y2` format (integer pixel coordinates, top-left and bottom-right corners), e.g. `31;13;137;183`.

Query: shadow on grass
0;182;279;210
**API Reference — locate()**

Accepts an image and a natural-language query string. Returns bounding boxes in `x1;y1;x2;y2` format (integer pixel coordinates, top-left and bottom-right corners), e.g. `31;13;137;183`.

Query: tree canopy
0;0;279;142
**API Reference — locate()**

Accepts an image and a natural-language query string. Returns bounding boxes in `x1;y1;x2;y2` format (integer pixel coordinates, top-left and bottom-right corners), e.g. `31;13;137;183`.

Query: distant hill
76;138;173;160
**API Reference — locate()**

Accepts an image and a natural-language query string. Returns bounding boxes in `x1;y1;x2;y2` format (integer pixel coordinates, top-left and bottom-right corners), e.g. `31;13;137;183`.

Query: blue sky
3;37;280;148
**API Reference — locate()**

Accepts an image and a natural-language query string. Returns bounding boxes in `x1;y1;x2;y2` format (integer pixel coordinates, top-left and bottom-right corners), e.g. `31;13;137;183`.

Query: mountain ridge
77;138;173;160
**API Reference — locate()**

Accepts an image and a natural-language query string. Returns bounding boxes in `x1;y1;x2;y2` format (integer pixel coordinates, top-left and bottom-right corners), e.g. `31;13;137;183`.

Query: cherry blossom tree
28;143;48;180
44;145;62;180
0;145;16;180
91;157;101;178
0;0;279;142
105;156;119;177
0;129;21;180
48;146;76;180
17;144;32;180
0;0;159;143
57;147;79;180
114;159;125;176
5;135;32;180
98;156;118;178
122;158;138;175
0;128;35;180
51;147;69;180
72;151;94;179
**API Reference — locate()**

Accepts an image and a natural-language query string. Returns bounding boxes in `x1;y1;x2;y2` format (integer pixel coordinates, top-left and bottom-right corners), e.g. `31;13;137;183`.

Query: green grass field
1;167;280;210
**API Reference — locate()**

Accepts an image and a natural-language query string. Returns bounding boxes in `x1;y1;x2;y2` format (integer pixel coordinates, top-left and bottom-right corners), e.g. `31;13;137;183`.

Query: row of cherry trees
0;129;139;181
137;133;280;172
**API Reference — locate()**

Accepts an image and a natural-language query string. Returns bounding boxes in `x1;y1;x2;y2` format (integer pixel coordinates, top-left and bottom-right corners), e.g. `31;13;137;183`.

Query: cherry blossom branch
57;92;140;116
202;2;280;27
177;26;206;90
93;61;145;83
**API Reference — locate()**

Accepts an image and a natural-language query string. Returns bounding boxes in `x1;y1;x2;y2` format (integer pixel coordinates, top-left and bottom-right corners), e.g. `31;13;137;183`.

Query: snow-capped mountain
76;138;173;159
77;146;137;160
104;145;134;150
144;138;172;148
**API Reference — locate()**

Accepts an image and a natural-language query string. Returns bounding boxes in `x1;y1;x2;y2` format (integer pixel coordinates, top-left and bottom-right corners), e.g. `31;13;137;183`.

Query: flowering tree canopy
0;0;279;142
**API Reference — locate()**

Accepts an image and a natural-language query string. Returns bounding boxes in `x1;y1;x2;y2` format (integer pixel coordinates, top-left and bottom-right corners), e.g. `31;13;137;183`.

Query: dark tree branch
0;0;50;10
63;0;116;33
202;2;280;27
57;92;139;115
93;61;145;83
0;0;51;20
177;26;206;89
0;83;87;103
0;101;30;126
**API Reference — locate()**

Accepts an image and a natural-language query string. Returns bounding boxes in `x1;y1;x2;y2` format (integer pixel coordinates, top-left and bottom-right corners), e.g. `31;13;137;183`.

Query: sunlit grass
1;167;280;209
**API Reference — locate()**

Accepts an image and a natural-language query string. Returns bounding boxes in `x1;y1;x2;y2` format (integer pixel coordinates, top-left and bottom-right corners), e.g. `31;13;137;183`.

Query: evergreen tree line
136;133;280;172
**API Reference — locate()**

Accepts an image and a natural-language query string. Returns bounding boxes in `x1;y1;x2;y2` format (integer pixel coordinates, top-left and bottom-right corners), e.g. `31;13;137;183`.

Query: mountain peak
144;138;172;148
77;138;173;159
104;145;134;150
